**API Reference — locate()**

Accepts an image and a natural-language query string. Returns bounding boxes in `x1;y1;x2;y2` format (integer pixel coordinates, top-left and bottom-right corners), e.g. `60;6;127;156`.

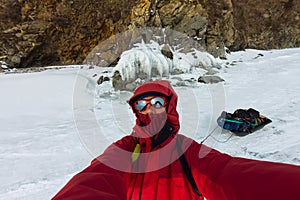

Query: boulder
198;75;225;84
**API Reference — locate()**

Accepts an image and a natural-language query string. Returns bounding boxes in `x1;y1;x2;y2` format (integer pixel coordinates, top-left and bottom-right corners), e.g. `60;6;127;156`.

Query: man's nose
143;104;153;114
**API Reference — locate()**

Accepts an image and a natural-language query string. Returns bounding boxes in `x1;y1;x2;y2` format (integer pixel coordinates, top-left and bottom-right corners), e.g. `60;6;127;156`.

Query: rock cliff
0;0;299;68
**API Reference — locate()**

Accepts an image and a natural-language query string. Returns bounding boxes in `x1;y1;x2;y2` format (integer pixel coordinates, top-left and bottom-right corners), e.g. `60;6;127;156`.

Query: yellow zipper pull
131;144;141;162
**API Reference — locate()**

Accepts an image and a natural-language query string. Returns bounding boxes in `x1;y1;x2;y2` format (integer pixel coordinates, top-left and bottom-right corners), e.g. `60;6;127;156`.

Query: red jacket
53;80;300;200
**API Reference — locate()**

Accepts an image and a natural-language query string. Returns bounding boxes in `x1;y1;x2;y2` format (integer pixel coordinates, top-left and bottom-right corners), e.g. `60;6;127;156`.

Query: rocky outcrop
232;0;300;50
0;0;299;68
0;0;136;68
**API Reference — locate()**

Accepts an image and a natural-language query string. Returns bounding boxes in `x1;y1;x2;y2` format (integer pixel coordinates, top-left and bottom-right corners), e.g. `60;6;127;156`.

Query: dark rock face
0;0;135;68
0;0;299;68
232;0;300;51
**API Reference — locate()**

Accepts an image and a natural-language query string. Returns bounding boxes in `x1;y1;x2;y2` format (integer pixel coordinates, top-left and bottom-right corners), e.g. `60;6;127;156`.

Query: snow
0;47;300;199
0;61;8;69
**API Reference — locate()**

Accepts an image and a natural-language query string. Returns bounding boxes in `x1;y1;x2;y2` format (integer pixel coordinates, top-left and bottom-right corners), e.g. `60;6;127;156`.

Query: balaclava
134;92;168;137
128;80;180;145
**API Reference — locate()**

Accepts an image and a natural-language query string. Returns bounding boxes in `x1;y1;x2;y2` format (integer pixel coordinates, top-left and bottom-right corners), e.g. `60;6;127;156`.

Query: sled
217;108;272;136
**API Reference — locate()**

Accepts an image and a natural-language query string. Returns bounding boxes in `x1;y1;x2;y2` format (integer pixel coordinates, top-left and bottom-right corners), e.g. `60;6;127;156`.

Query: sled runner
217;108;272;136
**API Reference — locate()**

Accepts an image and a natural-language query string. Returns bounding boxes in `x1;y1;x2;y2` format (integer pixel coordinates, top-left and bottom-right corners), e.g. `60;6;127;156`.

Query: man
53;80;300;200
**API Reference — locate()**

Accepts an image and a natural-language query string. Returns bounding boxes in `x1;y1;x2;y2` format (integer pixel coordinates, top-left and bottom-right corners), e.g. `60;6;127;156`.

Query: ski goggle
134;96;167;111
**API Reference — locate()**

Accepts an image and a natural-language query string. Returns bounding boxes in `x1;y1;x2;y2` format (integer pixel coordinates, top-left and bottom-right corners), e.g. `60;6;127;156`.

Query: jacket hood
128;80;180;134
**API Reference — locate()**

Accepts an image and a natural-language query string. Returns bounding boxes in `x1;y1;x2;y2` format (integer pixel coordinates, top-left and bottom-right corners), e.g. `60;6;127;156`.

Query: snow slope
0;48;299;199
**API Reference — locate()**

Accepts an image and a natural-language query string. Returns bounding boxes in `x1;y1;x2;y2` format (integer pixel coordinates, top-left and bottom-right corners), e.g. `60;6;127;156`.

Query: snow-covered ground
0;47;300;199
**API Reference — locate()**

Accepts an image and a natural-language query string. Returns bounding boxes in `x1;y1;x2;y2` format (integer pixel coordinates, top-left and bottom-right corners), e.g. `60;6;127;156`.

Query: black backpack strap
151;122;174;150
176;136;202;196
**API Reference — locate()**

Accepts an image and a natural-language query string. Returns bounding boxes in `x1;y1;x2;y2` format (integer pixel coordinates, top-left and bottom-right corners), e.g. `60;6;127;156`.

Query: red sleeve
51;159;127;200
188;141;300;200
51;135;136;200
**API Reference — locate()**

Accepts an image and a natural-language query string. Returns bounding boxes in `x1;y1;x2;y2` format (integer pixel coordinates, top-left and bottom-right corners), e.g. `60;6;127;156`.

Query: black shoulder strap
151;122;173;150
176;137;202;197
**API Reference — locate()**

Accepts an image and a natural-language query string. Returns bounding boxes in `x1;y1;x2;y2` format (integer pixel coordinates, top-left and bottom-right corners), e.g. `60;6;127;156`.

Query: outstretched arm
51;159;127;200
52;136;136;200
187;141;300;200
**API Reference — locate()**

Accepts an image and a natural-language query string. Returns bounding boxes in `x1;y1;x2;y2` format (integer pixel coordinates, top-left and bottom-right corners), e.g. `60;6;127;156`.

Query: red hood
128;80;180;134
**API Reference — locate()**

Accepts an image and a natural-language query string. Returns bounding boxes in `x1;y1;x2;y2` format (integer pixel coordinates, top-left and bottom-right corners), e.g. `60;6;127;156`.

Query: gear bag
217;108;272;136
